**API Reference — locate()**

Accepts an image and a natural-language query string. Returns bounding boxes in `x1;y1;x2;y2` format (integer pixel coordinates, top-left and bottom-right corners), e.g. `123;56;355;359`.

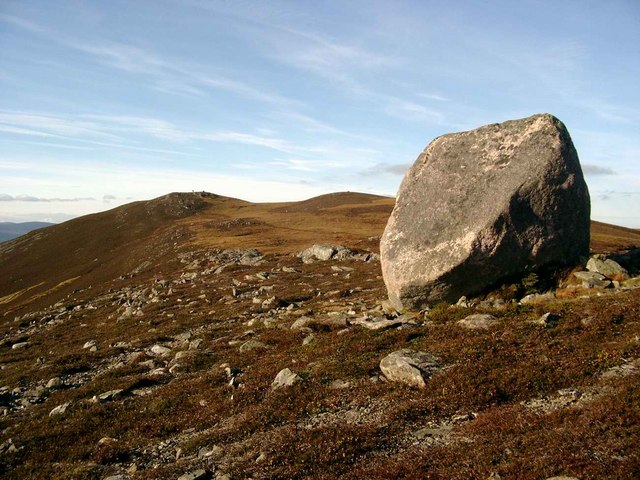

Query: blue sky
0;0;639;226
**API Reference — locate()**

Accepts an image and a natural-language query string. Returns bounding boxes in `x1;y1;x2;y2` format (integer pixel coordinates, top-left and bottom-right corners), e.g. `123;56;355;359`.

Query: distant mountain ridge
0;221;54;243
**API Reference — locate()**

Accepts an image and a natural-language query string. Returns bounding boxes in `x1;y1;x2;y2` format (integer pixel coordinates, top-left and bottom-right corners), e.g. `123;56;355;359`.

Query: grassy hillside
0;192;639;479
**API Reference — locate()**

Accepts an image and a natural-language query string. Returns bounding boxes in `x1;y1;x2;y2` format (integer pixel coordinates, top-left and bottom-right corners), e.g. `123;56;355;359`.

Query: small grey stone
255;452;268;463
174;331;193;343
150;344;171;356
291;316;313;330
457;314;497;330
298;244;337;262
379;349;441;388
174;350;194;361
329;379;350;389
456;296;470;308
272;368;302;390
92;389;123;403
239;339;268;352
530;312;561;327
11;342;28;350
573;271;611;288
520;292;555;304
49;401;71;416
177;469;210;480
354;317;404;330
83;340;97;349
46;377;62;389
586;255;628;279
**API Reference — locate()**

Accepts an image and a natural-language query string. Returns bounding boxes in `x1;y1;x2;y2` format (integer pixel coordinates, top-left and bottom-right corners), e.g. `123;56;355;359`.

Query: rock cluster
381;114;590;309
298;244;379;263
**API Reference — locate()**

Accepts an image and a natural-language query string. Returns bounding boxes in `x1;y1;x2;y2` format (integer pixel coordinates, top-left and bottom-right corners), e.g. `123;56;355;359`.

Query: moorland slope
1;192;639;480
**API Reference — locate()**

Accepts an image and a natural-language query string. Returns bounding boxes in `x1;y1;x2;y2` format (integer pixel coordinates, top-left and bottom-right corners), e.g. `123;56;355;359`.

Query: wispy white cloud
80;114;193;142
0;13;45;33
0;109;348;158
3;139;93;150
382;97;446;123
0;193;96;202
203;6;450;126
1;14;294;106
71;42;295;105
0;112;118;139
267;158;353;172
418;93;450;102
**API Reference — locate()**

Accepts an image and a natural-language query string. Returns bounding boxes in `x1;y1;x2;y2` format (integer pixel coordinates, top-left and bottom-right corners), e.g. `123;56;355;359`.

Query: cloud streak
582;164;616;176
0;13;294;107
360;162;411;176
0;194;96;202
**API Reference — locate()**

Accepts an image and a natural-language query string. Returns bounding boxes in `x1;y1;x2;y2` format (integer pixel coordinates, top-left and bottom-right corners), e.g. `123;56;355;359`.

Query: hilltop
1;192;639;480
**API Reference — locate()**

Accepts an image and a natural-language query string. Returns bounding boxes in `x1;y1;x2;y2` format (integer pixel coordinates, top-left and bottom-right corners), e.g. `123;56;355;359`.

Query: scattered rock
83;340;97;349
49;401;71;416
150;344;172;356
586;255;629;279
255;452;268;463
353;316;406;330
291;316;313;330
92;389;124;404
46;377;63;389
457;314;497;330
177;469;211;480
299;244;339;262
174;350;194;361
381;114;590;309
11;342;28;350
456;296;470;308
379;349;442;388
0;438;17;454
329;379;350;389
530;312;561;327
520;292;555;304
298;244;376;263
272;368;302;390
291;315;348;331
239;339;268;352
573;271;611;288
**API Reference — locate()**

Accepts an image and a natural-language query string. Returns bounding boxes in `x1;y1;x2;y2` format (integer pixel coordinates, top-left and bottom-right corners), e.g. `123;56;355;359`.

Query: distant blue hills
0;222;54;243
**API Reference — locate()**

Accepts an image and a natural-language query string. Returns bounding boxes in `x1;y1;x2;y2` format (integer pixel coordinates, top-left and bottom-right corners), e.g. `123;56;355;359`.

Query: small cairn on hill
381;114;590;310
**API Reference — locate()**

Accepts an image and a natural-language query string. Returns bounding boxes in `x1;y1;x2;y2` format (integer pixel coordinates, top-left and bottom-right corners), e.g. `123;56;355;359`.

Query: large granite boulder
381;114;590;309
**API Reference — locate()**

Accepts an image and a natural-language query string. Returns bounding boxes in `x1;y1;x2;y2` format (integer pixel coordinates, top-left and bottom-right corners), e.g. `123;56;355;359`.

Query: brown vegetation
0;192;639;479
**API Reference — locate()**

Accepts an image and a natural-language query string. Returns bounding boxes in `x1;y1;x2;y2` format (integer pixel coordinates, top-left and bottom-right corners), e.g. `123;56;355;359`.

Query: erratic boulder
381;114;590;309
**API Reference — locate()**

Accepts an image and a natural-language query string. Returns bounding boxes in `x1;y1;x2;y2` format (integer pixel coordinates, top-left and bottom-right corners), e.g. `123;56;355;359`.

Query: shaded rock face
381;114;590;309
